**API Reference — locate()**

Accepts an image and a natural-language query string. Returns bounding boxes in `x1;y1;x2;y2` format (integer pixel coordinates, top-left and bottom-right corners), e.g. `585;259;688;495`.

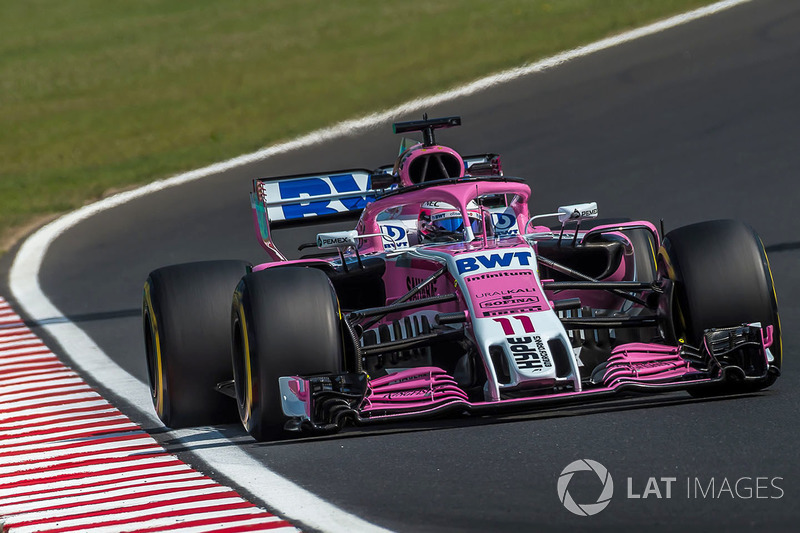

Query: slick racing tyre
658;220;781;391
231;267;344;441
143;260;251;428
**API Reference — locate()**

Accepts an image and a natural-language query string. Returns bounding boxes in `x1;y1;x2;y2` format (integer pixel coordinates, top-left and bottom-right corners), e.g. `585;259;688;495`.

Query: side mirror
317;230;359;249
557;202;598;223
369;172;398;190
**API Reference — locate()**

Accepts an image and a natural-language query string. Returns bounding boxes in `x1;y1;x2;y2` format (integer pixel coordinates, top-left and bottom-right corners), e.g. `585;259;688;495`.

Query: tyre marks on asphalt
0;297;296;533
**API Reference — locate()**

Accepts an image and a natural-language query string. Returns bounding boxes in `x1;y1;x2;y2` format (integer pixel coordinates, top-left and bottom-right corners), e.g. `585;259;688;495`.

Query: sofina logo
557;459;614;516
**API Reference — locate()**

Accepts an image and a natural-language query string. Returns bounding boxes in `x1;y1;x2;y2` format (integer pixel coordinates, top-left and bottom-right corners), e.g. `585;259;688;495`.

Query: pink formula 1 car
143;116;782;440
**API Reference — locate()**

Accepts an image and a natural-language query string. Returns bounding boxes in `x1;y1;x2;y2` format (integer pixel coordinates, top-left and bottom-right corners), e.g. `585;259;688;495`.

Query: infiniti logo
557;459;614;516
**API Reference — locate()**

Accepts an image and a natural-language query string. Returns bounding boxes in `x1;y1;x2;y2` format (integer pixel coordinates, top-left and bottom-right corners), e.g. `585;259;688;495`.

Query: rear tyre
658;220;781;392
231;267;344;441
143;260;250;428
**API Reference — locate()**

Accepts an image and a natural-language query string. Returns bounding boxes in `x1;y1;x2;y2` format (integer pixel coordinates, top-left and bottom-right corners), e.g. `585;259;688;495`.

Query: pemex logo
557;459;614;516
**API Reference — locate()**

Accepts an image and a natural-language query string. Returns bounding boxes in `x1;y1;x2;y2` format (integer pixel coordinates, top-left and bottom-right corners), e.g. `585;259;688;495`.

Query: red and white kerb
0;297;296;533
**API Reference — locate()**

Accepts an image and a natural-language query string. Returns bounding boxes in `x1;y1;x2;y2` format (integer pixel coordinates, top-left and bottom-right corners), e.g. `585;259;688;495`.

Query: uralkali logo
557;459;614;516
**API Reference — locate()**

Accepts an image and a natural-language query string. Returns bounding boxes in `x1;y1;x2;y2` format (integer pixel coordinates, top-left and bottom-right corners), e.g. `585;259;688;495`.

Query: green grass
0;0;717;253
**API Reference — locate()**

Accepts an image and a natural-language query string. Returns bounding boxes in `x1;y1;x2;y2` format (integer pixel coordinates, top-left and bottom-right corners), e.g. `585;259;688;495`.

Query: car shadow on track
135;386;776;454
237;388;777;448
765;241;800;253
3;307;142;329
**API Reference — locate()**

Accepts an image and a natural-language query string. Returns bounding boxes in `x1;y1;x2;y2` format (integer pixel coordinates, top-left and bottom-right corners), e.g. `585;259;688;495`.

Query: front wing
278;324;779;433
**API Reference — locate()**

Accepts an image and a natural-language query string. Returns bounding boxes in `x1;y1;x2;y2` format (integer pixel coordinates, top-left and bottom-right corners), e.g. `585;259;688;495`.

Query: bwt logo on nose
456;251;532;274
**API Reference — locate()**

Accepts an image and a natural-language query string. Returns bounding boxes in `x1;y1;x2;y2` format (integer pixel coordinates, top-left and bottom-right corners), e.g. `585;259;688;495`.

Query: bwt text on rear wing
250;169;376;260
254;169;376;224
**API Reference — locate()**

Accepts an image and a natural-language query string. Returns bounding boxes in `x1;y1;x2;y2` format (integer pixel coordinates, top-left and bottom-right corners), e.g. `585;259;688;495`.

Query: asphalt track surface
3;0;800;531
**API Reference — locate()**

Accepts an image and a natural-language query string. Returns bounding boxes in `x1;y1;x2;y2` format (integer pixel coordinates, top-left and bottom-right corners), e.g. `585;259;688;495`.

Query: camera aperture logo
557;459;614;516
557;460;784;517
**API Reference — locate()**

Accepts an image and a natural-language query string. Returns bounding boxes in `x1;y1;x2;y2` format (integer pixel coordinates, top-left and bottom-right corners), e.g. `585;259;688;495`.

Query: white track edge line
6;1;752;532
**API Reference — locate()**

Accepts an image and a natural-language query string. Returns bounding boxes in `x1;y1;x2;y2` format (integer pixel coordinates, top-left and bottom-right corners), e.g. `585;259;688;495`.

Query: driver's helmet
418;201;483;243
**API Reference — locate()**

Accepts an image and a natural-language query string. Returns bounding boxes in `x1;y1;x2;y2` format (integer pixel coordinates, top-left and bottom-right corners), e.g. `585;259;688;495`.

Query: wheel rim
143;283;165;418
758;238;782;367
232;304;254;430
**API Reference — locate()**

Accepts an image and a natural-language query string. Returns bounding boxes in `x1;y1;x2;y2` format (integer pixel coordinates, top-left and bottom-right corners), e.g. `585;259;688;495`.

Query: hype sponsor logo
507;335;552;371
455;251;533;274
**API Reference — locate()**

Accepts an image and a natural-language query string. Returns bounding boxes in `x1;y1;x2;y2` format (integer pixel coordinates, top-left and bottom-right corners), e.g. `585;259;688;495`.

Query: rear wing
250;155;500;259
253;169;375;225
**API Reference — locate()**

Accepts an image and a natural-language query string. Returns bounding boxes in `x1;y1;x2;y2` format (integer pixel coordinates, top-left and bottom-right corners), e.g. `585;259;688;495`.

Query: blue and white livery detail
259;170;374;222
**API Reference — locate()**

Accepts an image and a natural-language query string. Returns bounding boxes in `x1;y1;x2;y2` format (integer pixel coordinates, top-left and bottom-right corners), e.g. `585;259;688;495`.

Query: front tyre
231;267;344;441
658;220;781;390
